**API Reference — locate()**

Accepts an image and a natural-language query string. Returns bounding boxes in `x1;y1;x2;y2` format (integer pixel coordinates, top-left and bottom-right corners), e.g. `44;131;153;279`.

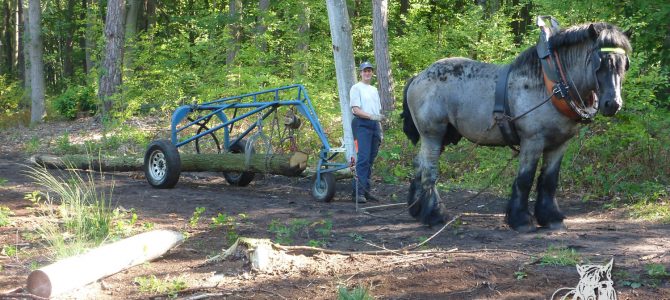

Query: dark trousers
352;117;381;196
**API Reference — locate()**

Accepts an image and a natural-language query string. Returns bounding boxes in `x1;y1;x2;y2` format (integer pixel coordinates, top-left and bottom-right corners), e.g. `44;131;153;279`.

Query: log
30;151;309;176
26;230;183;298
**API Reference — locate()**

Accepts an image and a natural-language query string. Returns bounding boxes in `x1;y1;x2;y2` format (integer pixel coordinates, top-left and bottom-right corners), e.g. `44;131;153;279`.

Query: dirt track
1;119;669;299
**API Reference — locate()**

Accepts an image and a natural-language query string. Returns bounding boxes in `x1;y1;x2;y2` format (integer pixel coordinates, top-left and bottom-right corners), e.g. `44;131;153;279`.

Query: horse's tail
402;76;420;145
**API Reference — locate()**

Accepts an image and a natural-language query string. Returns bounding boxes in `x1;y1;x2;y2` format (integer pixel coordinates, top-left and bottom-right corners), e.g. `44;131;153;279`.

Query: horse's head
588;24;632;116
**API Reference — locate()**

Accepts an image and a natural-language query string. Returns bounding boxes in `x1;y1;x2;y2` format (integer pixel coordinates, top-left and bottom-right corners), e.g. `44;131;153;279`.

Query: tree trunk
28;0;45;124
97;0;125;118
398;0;409;35
2;0;11;74
16;0;24;81
294;1;310;76
30;152;309;176
256;0;269;53
83;0;94;75
372;0;394;112
123;0;140;72
326;0;356;161
22;0;29;104
62;0;76;80
226;0;242;66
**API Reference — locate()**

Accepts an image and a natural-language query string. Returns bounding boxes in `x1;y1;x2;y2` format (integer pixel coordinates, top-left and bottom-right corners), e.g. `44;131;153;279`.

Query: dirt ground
1;118;669;299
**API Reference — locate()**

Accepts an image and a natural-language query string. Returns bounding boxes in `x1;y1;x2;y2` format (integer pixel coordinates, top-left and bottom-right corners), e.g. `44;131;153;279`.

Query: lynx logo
552;259;617;300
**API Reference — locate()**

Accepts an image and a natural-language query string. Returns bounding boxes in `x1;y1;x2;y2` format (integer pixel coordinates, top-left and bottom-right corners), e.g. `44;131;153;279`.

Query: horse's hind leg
506;142;542;233
534;143;568;230
410;135;448;226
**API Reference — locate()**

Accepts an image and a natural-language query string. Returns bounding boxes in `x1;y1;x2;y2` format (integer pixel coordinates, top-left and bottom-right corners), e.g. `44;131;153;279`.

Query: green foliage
1;244;18;257
337;285;374;300
0;206;14;226
0;177;7;186
52;85;97;119
210;212;245;245
645;263;669;278
540;246;582;266
268;218;332;246
134;275;187;297
514;271;528;280
189;207;206;228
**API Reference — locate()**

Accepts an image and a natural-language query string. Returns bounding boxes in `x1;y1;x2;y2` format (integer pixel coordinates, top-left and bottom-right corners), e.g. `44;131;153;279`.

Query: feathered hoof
421;209;447;227
541;221;567;232
511;223;537;233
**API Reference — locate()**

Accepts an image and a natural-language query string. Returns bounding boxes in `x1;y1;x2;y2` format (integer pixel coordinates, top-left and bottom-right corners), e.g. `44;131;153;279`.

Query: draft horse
401;20;631;232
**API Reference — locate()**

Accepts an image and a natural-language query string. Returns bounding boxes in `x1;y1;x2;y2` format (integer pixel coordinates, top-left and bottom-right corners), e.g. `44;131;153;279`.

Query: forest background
0;0;668;214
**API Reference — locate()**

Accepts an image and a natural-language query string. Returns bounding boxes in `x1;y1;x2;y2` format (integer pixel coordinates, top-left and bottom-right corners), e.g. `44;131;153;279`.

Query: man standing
350;61;385;203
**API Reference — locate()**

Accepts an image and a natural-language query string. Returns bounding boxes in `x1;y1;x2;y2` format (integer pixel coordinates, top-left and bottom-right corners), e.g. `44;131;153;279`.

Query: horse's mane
511;22;632;74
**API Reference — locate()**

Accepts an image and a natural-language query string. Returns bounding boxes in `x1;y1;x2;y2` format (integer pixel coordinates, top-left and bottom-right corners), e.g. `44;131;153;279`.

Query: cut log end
26;270;51;298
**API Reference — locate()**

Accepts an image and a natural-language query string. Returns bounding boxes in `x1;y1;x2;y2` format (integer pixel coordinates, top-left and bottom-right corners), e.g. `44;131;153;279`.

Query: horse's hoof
511;224;537;233
542;221;567;231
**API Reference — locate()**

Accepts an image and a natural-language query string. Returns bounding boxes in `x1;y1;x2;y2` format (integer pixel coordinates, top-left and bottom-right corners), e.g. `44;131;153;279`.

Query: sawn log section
31;152;309;177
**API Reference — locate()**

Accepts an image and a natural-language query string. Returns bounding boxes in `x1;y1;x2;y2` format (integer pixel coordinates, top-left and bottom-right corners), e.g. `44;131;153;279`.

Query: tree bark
256;0;269;53
16;0;24;81
123;0;140;72
62;0;76;80
372;0;394;112
294;1;310;76
83;0;95;75
97;0;125;118
22;0;29;103
226;0;242;66
28;0;45;124
2;0;11;74
325;0;356;161
30;152;309;176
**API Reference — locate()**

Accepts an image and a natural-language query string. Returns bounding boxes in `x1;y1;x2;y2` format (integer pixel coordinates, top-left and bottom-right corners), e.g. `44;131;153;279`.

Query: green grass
337;285;374;300
24;164;117;258
0;206;13;226
540;245;582;266
134;275;187;297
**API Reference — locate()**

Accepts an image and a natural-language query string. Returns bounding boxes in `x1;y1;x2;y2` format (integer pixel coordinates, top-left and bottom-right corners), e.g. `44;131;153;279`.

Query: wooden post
26;230;183;298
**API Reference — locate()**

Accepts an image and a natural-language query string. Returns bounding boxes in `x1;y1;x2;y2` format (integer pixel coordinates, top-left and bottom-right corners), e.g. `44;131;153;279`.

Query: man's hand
369;113;386;121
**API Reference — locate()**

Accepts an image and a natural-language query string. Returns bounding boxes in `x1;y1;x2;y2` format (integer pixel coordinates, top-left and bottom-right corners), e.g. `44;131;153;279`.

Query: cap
359;61;374;71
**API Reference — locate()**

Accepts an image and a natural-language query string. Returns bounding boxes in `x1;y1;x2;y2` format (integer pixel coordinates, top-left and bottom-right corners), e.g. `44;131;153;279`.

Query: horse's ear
604;258;614;272
624;28;633;38
576;264;586;276
588;24;600;38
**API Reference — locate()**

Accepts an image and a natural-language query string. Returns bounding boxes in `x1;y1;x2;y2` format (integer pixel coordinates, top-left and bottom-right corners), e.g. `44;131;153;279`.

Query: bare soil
1;118;669;299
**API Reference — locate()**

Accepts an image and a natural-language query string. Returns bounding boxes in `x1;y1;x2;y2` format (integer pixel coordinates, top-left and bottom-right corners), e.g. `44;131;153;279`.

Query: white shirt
349;82;381;116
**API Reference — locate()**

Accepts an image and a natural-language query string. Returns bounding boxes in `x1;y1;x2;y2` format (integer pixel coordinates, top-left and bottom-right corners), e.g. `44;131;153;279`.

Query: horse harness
494;16;629;149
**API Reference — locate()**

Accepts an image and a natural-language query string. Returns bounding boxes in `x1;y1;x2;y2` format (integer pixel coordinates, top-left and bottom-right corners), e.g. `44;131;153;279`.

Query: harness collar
537;16;599;123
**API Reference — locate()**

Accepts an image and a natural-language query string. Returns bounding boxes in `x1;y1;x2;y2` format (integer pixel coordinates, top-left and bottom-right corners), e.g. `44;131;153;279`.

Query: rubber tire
144;140;181;188
223;139;255;186
311;172;336;202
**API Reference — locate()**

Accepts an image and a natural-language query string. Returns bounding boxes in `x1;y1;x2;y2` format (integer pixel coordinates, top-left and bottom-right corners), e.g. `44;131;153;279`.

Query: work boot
352;195;367;204
365;192;380;202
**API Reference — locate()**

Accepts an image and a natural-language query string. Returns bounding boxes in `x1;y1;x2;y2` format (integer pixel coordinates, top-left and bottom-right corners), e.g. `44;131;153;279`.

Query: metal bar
358;203;405;211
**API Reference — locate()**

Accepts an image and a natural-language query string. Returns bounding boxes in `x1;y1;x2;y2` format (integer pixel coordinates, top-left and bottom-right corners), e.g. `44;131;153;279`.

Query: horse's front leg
410;136;448;226
534;143;569;230
506;142;542;232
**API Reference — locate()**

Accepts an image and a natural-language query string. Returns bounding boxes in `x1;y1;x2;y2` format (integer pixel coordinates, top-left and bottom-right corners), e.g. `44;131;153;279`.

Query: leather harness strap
493;65;520;147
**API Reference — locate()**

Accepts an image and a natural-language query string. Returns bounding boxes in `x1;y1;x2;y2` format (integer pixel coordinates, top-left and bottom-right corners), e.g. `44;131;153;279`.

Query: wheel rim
148;150;167;181
314;177;327;197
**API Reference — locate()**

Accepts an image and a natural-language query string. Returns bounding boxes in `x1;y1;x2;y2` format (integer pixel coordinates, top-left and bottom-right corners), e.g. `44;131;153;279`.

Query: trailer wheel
223;139;255;186
311;172;336;202
144;140;181;188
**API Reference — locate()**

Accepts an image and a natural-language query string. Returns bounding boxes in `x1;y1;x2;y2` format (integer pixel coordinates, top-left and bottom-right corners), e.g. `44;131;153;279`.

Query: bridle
536;16;629;123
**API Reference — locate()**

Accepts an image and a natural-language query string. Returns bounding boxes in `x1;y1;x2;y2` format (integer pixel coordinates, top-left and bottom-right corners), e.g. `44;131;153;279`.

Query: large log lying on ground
30;152;309;176
27;230;183;298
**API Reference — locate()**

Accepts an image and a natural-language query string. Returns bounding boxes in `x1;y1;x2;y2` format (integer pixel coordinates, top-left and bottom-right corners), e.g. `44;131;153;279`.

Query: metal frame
169;84;349;193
